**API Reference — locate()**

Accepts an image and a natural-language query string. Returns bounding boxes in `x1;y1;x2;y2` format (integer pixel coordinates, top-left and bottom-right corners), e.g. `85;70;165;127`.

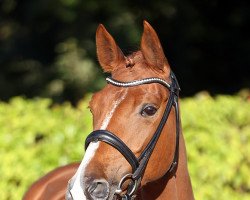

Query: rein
85;71;180;200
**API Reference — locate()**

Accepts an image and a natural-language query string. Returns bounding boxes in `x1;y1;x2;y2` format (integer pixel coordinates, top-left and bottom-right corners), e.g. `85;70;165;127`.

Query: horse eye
141;105;158;117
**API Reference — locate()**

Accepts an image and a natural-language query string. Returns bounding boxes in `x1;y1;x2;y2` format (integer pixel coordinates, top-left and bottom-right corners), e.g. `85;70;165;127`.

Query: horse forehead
103;84;159;99
97;85;128;103
90;69;168;115
94;78;167;103
90;86;129;120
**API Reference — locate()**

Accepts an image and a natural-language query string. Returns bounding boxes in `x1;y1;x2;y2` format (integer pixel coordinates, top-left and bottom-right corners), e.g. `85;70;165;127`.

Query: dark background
1;0;249;104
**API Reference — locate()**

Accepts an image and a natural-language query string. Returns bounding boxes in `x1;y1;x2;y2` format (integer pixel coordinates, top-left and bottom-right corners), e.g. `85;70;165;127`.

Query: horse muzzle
84;178;109;200
66;176;120;200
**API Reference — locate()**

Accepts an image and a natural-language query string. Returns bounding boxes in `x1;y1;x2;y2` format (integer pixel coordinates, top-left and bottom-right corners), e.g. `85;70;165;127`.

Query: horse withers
23;21;194;200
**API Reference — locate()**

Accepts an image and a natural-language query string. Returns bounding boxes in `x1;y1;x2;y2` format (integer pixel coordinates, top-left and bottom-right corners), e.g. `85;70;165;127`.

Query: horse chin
110;194;121;200
108;187;119;200
109;191;126;200
109;183;128;200
112;196;119;200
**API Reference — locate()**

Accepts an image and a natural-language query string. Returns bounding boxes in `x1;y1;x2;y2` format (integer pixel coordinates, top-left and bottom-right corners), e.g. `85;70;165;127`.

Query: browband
106;77;171;89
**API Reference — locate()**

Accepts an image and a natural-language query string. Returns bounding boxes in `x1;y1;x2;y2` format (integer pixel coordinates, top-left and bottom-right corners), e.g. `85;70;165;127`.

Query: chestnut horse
23;163;79;200
23;21;194;200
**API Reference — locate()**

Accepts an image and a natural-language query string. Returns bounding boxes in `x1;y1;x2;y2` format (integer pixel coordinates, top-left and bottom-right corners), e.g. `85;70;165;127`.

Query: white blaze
100;90;127;129
70;89;127;199
70;142;100;199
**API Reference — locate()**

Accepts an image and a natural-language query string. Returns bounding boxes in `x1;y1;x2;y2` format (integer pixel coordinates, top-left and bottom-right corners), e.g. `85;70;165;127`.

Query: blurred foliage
0;93;249;199
0;95;92;199
182;92;250;199
0;0;249;103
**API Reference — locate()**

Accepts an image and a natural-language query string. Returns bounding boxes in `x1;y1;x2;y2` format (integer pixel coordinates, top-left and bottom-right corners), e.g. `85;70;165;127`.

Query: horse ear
96;24;125;72
141;21;170;71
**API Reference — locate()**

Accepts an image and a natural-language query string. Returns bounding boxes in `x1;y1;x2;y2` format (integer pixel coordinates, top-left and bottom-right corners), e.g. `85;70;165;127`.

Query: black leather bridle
85;71;180;200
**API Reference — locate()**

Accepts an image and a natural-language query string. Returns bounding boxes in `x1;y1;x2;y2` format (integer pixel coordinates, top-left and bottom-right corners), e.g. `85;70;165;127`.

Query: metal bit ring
115;173;139;197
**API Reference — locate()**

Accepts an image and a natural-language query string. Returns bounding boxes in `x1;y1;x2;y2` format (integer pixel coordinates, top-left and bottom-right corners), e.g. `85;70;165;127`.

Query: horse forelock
111;51;170;85
125;51;143;67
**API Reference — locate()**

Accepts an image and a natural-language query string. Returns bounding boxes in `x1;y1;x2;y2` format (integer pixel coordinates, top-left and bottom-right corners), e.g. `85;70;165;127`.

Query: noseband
85;71;180;200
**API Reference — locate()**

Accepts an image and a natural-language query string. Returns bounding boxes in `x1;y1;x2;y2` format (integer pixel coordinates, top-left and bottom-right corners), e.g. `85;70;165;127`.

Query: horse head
67;21;185;200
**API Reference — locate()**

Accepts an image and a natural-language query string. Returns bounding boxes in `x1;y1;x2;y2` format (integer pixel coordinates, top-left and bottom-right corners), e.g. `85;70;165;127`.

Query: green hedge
182;93;250;200
0;94;249;200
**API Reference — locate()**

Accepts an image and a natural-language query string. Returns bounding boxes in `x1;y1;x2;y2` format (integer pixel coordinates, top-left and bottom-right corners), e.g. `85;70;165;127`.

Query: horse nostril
86;179;109;199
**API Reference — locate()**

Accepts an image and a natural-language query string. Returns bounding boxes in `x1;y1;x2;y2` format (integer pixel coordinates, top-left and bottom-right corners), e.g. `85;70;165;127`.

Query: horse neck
138;128;194;200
